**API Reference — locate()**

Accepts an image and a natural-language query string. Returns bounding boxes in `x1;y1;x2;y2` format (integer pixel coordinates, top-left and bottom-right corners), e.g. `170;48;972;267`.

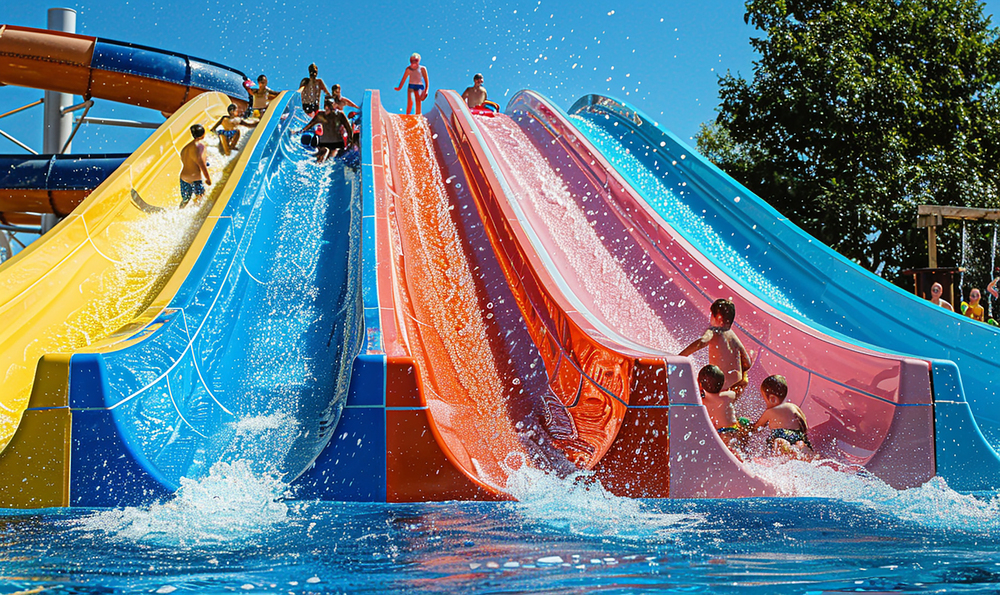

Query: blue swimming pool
3;460;999;594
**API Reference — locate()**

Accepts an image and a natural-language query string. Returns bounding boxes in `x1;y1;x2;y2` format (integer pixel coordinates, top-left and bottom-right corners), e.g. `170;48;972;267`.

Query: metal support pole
41;7;77;234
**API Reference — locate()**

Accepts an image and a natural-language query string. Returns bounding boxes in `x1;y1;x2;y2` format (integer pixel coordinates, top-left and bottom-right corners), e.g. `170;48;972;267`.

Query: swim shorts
319;140;346;151
408;84;425;92
768;428;812;450
179;179;205;207
216;128;238;140
302;102;319;114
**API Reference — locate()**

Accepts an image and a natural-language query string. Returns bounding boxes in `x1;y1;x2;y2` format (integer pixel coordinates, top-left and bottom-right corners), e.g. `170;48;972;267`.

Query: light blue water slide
556;93;1000;490
64;92;364;505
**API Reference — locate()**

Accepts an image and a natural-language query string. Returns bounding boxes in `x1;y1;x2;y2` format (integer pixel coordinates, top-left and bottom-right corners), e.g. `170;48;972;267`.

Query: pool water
4;460;999;594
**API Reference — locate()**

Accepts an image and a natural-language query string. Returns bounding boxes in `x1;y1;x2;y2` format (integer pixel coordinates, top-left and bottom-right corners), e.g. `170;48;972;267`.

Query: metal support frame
0;129;38;154
77;116;160;129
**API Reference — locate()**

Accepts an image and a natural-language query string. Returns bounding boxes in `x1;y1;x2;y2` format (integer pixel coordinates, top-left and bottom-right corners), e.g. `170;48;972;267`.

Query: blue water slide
563;93;1000;490
63;93;364;505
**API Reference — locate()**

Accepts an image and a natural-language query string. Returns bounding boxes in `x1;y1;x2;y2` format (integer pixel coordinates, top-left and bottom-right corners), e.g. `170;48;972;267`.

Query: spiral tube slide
0;25;249;114
0;154;127;220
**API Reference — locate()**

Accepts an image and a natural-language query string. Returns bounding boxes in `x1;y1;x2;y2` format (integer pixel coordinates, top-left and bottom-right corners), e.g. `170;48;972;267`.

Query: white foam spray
76;460;289;547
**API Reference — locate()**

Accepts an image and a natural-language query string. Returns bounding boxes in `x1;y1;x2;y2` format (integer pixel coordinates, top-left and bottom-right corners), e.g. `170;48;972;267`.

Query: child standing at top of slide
394;53;429;115
680;298;753;396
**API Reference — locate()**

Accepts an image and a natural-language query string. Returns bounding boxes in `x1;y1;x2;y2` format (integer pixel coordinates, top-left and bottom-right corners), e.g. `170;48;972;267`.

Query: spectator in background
930;282;954;312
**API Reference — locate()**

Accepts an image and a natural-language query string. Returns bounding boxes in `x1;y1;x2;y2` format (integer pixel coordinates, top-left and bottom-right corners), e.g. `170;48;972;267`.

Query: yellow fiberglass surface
0;91;278;454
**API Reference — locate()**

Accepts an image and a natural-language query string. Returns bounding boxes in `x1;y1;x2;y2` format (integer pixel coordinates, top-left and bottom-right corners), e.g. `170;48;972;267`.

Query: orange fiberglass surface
0;91;278;461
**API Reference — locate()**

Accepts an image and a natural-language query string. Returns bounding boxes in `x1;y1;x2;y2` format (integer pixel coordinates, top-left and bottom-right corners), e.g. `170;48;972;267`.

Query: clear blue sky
2;0;1000;155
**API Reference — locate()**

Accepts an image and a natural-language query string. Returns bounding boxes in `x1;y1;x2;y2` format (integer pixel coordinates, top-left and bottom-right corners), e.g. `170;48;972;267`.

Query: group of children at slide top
178;55;491;204
682;298;814;460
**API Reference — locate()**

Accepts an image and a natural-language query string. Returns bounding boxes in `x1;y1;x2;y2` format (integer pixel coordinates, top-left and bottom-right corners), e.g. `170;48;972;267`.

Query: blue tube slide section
62;93;364;505
565;93;1000;491
0;154;127;191
89;37;249;101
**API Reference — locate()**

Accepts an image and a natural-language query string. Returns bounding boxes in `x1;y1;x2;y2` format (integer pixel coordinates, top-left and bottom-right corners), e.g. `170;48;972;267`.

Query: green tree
700;0;1000;284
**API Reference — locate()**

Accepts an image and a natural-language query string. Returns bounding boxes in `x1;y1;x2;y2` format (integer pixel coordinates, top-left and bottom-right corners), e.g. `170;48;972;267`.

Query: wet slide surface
466;93;937;488
567;95;1000;435
73;94;364;494
0;92;243;454
376;103;577;493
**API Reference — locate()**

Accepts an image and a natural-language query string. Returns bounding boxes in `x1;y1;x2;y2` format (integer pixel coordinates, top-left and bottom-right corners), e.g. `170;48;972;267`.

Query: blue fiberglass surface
90;38;247;96
83;93;363;492
0;154;127;190
566;95;1000;436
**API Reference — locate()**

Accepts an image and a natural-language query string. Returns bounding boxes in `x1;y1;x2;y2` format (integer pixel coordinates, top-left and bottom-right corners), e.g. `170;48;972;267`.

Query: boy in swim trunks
753;375;814;458
297;99;353;163
250;74;279;118
179;124;212;208
698;364;750;454
394;53;430;115
680;298;753;396
215;104;257;156
462;73;488;109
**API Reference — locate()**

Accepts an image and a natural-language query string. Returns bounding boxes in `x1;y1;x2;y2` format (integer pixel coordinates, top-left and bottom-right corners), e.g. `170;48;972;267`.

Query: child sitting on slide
753;375;814;459
215;104;257;156
698;364;750;454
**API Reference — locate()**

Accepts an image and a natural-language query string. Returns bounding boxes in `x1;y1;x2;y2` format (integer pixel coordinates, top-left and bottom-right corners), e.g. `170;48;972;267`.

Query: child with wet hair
753;375;813;458
680;298;753;396
215;104;257;156
698;364;750;453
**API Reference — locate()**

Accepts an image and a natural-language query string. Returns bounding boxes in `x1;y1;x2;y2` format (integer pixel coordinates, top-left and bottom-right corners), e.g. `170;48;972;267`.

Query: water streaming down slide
0;93;242;498
448;90;944;491
566;93;1000;490
370;93;580;494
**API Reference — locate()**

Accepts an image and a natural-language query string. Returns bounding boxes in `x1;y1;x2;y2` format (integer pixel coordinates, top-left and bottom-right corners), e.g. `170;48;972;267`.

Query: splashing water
75;460;289;547
506;466;705;541
748;458;1000;533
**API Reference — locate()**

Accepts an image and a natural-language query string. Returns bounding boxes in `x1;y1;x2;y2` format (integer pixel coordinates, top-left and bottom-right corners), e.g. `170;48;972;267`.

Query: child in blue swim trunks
753;375;814;458
394;53;430;115
179;124;211;208
698;364;750;454
215;104;257;156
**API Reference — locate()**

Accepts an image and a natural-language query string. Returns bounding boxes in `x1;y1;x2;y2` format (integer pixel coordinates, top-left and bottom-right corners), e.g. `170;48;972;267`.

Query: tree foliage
699;0;1000;284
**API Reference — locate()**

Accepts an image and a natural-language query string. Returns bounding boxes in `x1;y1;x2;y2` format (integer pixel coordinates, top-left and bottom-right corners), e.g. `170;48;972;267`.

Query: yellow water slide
0;91;273;461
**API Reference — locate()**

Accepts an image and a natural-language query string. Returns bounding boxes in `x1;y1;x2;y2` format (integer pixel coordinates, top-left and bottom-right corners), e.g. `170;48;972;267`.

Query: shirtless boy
251;74;278;117
330;84;358;110
680;298;752;396
299;64;330;114
298;99;353;163
698;364;749;453
394;53;429;115
215;104;256;156
753;375;813;458
462;73;488;109
179;124;211;208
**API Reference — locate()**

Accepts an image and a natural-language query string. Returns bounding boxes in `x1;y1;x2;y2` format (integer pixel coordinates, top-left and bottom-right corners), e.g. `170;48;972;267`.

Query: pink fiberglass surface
471;95;936;488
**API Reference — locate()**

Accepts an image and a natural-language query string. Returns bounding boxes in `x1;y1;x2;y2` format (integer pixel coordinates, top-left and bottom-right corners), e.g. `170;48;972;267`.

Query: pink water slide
370;88;938;499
